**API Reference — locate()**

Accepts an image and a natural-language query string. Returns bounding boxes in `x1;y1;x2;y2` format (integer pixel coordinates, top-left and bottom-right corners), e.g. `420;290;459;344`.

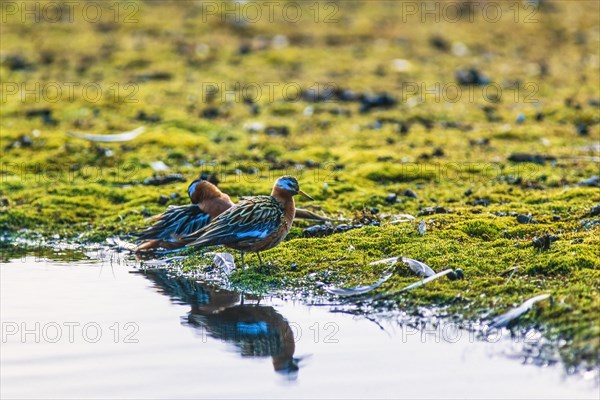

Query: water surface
1;254;597;399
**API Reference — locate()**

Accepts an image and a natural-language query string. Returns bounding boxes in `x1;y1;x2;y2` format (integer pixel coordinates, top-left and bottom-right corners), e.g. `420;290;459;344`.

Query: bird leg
256;252;264;266
240;251;246;268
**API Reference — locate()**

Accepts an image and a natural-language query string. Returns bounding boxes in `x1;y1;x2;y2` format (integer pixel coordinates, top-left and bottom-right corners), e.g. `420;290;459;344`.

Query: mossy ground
1;1;599;369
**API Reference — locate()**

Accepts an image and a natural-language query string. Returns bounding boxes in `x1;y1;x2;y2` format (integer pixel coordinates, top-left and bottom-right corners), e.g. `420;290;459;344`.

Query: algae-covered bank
1;1;599;373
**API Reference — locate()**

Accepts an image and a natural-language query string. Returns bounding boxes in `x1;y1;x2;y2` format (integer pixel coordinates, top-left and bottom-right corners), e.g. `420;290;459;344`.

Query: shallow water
1;253;597;399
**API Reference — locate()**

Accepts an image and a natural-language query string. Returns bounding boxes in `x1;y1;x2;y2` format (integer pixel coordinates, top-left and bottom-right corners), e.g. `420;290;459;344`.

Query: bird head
187;179;224;204
274;176;313;200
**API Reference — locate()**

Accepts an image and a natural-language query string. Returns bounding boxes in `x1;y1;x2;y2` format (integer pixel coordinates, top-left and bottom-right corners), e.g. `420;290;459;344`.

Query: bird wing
135;205;212;242
184;196;283;247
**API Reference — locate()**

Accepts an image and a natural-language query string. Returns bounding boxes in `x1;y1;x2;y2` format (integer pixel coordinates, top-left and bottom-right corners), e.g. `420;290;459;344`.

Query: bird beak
299;189;313;201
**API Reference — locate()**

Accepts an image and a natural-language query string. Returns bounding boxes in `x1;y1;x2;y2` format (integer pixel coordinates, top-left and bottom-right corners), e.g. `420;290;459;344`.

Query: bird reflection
140;269;299;375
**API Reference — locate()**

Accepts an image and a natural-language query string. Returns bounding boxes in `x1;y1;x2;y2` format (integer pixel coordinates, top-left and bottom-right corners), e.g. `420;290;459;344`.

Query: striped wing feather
185;196;283;247
135;205;212;242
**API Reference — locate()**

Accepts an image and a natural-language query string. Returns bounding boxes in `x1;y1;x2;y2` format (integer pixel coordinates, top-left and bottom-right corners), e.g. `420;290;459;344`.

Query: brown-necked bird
182;176;312;266
134;179;233;251
134;176;327;252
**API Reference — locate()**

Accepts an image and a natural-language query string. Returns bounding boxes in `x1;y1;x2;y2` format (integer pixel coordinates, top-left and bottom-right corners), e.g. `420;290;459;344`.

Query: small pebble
532;235;558;251
432;147;445;157
576;124;589;136
402;189;418;199
265;126;290;136
385;193;398;204
473;199;490;207
516;214;534;224
157;195;169;205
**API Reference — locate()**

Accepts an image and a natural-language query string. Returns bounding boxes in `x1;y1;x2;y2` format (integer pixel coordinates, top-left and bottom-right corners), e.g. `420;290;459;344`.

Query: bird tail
134;205;212;248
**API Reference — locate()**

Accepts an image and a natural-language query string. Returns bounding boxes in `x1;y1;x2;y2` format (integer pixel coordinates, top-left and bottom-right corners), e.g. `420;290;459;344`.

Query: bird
134;179;233;251
182;176;312;266
134;177;328;252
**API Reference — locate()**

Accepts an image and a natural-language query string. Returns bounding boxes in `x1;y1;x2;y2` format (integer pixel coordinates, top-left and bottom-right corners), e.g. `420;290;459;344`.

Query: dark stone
455;269;465;279
432;147;445;157
576;124;589;136
25;108;58;126
303;225;334;238
301;86;336;102
304;160;320;168
590;205;600;217
508;153;556;165
418;207;435;216
482;105;502;121
303;221;371;238
238;43;252;55
552;215;561;221
464;189;473;197
532;235;558;251
447;271;458;281
157;195;169;205
359;92;397;113
385;193;398;204
455;68;490;86
397;122;410;134
473;199;490;207
3;54;33;71
199;172;220;186
201;107;223;119
429;35;450;51
5;134;33;150
134;71;173;82
402;189;418;198
143;174;187;186
564;97;581;109
265;126;290;136
136;111;161;123
335;88;362;102
516;214;534;224
418;206;447;216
